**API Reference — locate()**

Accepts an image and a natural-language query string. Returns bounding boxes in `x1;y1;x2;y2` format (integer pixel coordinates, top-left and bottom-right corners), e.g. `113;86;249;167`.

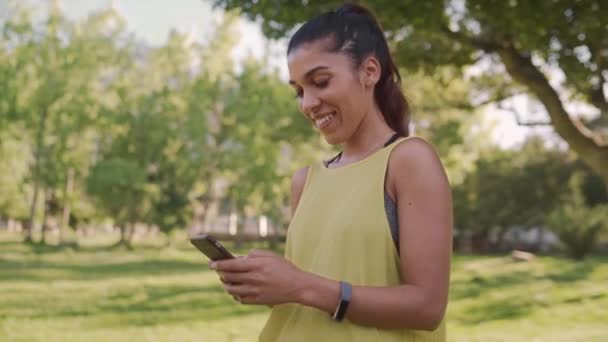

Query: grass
0;231;607;341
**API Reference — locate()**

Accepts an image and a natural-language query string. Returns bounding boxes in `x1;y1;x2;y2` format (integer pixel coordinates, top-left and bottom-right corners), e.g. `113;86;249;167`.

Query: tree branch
473;90;526;107
496;41;608;174
496;102;552;126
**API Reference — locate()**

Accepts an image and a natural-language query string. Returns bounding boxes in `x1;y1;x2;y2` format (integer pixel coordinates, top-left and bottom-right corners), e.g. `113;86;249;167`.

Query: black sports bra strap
324;153;342;167
325;132;402;167
383;133;402;147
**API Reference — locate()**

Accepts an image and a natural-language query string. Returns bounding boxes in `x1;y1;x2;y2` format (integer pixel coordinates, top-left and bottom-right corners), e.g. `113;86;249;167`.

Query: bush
547;173;608;260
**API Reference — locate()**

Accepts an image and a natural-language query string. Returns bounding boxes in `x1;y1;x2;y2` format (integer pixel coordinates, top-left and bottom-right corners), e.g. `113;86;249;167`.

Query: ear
359;56;381;88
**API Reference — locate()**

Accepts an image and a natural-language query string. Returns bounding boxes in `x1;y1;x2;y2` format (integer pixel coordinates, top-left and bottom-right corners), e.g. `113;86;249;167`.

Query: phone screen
190;234;235;261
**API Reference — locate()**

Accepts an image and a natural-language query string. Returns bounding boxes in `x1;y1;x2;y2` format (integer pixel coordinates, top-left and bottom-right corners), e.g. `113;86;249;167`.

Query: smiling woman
210;3;453;342
286;12;409;147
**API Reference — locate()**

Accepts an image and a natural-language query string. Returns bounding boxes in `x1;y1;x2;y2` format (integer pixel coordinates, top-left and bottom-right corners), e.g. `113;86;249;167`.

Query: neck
339;109;395;164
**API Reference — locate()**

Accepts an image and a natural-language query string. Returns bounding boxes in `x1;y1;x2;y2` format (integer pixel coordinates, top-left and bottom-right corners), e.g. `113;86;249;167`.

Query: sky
15;0;560;149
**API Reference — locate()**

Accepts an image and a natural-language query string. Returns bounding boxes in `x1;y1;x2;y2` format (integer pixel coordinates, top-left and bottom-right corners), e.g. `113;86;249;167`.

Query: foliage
221;59;310;221
86;158;155;228
1;1;132;241
3;1;605;255
0;2;323;244
213;0;608;188
453;137;571;236
0;123;32;219
405;68;489;185
547;172;608;260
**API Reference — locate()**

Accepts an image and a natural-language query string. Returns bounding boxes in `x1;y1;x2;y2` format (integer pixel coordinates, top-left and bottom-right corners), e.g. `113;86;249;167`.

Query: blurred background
0;0;606;341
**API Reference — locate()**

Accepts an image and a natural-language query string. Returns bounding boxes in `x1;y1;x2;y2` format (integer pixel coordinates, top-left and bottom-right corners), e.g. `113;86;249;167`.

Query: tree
452;137;573;252
0;124;32;223
86;29;196;243
404;68;490;185
213;0;608;189
220;58;311;245
1;2;131;242
86;158;154;247
548;172;608;259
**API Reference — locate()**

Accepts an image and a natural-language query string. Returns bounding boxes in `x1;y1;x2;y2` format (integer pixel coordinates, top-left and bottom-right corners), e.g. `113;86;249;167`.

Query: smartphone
189;234;235;261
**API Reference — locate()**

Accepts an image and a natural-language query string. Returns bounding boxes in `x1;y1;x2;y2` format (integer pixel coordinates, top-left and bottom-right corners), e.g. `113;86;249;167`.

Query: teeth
314;113;335;128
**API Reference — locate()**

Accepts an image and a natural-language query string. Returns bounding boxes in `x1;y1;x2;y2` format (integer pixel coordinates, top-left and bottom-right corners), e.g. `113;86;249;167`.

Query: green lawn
1;231;607;341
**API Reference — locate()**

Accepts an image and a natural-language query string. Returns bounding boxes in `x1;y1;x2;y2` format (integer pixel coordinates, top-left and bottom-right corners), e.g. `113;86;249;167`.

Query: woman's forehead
288;44;350;82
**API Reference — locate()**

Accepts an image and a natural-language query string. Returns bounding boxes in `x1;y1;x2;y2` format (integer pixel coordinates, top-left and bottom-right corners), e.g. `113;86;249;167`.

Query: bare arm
290;167;309;214
295;138;453;330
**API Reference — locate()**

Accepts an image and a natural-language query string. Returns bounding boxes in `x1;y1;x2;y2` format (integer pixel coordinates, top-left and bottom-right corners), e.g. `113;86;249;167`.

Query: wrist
292;271;316;305
294;272;341;314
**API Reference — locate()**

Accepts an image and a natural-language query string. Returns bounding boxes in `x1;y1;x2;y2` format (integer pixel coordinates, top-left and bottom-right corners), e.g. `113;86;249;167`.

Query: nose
300;90;321;115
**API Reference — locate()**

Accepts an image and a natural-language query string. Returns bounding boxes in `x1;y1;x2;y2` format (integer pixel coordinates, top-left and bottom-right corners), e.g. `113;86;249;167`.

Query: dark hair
287;3;409;137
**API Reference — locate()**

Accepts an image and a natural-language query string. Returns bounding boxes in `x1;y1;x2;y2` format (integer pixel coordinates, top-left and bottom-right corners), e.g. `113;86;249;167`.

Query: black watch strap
332;281;352;322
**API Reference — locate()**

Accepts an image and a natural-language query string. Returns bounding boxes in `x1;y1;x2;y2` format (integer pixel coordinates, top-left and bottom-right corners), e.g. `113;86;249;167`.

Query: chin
322;131;345;145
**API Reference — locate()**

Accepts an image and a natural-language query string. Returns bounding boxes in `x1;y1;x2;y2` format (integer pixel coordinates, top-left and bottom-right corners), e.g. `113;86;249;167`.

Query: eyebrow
288;66;329;85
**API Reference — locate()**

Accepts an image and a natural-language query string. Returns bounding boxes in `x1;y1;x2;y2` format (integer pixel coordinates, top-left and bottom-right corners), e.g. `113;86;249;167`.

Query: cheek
334;90;362;120
322;82;352;111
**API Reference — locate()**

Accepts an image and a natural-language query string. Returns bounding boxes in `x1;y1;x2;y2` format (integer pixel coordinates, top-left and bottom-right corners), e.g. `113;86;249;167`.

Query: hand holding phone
189;234;235;261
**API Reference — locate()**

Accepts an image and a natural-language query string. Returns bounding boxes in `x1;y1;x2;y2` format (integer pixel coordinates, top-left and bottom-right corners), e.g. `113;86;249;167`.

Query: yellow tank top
260;137;446;342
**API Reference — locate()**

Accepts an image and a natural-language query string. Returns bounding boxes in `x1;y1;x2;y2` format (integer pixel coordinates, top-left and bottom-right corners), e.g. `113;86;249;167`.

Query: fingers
210;257;254;272
220;271;251;285
223;283;258;298
238;296;259;305
218;273;240;285
232;294;257;305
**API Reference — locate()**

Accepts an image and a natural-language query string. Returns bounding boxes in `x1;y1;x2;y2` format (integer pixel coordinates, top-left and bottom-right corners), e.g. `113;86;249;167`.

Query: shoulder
389;137;441;168
387;137;449;192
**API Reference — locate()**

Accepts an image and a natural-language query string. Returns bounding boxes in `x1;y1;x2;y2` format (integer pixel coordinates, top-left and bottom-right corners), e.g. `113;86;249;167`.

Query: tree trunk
128;223;137;246
496;43;608;187
118;224;127;245
111;223;134;249
39;188;49;245
59;168;74;245
26;109;48;243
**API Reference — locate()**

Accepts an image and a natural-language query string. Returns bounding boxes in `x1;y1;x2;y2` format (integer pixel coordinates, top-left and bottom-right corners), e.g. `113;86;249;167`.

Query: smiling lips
314;112;336;129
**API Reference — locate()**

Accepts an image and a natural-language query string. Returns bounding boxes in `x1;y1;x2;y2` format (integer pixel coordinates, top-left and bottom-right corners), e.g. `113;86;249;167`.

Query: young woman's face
287;40;371;144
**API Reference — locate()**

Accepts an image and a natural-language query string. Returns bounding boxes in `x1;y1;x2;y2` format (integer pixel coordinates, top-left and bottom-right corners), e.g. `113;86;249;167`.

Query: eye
315;79;329;88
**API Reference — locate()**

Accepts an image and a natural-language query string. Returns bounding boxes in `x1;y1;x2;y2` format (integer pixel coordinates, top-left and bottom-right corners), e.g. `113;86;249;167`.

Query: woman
210;3;452;341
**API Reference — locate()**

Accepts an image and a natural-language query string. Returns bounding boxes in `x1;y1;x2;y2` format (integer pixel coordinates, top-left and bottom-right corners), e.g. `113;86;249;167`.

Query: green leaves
547;172;608;260
0;123;32;219
86;158;155;225
214;0;608;188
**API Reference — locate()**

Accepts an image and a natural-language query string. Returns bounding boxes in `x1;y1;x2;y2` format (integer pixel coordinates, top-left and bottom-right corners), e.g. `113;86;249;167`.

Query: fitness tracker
332;281;352;322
